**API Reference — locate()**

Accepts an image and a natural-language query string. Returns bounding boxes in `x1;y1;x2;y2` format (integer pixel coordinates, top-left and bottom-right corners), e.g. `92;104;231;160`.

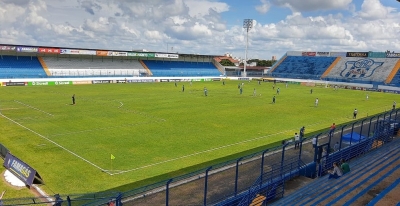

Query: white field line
14;100;54;116
111;129;293;175
118;102;123;108
110;112;380;175
0;112;111;175
0;107;21;111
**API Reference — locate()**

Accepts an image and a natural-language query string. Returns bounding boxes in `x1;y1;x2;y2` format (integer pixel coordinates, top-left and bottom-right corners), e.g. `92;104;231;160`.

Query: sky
0;0;399;60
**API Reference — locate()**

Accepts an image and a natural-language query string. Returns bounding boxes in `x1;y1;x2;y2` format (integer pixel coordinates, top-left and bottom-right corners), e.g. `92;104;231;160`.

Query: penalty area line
14;100;54;116
0;113;111;175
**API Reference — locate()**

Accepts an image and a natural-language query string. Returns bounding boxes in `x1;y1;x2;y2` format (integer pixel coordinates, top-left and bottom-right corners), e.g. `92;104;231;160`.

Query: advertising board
3;153;37;186
16;47;38;53
155;53;179;58
346;52;368;57
39;48;60;54
0;45;17;51
301;52;316;56
386;53;400;58
128;52;156;58
4;82;26;86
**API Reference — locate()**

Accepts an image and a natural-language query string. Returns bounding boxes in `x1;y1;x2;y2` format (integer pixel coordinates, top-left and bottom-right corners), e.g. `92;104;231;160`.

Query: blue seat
272;56;336;79
0;56;47;78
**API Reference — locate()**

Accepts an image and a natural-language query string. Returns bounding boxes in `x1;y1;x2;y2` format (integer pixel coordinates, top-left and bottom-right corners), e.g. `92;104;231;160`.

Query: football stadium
1;44;400;206
1;1;400;205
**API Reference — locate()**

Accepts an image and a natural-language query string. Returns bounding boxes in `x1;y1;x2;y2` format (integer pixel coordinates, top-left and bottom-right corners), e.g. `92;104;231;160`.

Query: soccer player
393;101;396;110
72;94;75;105
272;96;276;104
353;108;358;119
366;93;369;101
204;87;208;96
239;87;243;94
310;89;313;94
253;88;256;96
277;88;280;95
315;98;319;107
182;85;185;92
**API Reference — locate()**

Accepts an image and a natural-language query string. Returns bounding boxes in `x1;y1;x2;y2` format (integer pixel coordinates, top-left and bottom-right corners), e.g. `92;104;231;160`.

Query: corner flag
111;154;115;160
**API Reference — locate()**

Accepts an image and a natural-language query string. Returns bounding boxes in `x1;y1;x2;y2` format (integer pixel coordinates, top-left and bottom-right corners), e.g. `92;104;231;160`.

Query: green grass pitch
0;80;397;195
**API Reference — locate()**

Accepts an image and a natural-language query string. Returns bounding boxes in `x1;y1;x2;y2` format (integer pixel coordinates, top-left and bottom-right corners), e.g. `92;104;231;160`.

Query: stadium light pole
243;19;253;77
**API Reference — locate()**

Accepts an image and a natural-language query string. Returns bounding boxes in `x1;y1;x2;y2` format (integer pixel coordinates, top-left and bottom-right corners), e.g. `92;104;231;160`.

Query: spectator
294;133;300;149
328;162;343;179
329;123;336;137
300;126;305;139
340;159;350;174
334;142;339;152
312;136;317;148
321;148;327;167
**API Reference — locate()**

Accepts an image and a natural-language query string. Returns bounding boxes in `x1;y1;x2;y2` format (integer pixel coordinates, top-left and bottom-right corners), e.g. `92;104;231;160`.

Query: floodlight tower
243;19;253;77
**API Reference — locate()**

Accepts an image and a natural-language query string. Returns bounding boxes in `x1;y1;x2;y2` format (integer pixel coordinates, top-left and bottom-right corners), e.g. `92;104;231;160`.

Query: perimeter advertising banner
0;45;17;51
39;48;60;54
3;153;37;186
16;47;38;53
96;51;109;56
386;53;400;58
301;52;316;56
27;81;72;86
92;80;112;84
3;82;27;86
128;52;156;58
111;51;128;56
60;49;96;55
155;53;179;58
316;52;330;56
330;52;347;57
346;52;368;57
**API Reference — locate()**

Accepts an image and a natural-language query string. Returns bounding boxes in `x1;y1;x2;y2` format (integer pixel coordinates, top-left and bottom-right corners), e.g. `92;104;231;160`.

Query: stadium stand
42;56;147;77
270;56;337;79
323;57;399;84
387;60;400;86
270;138;400;206
0;55;47;78
143;60;221;77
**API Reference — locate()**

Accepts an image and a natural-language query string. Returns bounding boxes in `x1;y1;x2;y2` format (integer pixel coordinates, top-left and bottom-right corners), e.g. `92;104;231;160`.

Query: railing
1;109;399;206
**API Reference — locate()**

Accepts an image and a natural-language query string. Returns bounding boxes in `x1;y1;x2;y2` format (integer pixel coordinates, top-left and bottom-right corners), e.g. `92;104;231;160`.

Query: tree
219;59;235;66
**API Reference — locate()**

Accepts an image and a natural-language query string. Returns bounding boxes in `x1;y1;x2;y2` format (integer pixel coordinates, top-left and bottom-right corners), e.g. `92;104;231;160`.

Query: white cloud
256;0;271;14
270;0;352;12
358;0;397;20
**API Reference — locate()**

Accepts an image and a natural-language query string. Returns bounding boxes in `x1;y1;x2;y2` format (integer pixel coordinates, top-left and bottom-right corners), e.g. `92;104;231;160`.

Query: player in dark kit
72;94;75;105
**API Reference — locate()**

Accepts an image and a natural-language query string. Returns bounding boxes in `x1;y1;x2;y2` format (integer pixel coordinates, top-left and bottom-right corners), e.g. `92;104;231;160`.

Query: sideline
0;113;110;175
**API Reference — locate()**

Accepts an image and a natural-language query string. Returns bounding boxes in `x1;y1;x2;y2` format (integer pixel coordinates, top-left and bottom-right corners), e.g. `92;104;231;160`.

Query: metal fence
1;109;399;206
